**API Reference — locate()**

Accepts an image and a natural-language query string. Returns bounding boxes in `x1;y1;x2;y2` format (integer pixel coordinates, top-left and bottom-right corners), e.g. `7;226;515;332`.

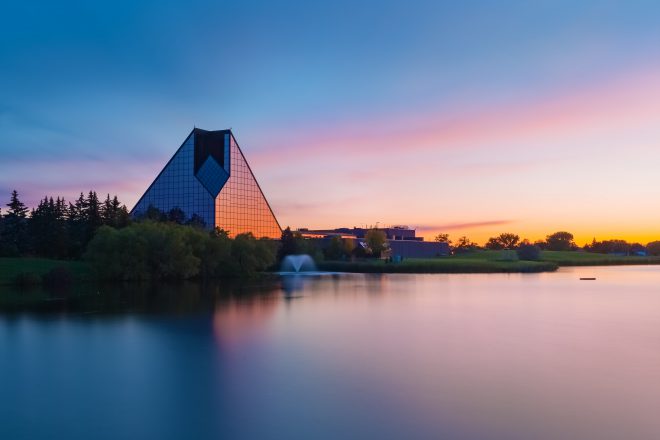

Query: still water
1;266;660;440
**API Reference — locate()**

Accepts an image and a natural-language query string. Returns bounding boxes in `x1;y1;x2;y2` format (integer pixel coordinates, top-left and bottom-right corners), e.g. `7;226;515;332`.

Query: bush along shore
1;222;277;287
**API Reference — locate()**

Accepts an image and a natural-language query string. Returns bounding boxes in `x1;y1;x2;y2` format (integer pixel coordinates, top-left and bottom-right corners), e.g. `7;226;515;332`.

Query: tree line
0;190;130;259
86;222;275;280
0;190;277;281
434;231;660;256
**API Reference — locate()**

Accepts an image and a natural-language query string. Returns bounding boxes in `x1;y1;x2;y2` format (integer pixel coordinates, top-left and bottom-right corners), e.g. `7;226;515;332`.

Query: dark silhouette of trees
324;236;355;260
277;227;300;261
167;207;186;224
29;197;69;258
584;239;637;255
0;190;130;259
185;214;206;228
454;236;478;253
545;231;576;251
144;205;167;222
102;195;130;228
485;233;520;250
1;190;29;256
434;233;451;244
647;241;660;256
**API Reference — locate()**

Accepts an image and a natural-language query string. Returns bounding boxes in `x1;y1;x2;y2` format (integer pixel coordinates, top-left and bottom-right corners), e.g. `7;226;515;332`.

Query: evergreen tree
113;197;130;228
1;190;29;255
67;193;88;257
29;197;54;257
100;194;130;228
101;194;113;225
86;191;103;233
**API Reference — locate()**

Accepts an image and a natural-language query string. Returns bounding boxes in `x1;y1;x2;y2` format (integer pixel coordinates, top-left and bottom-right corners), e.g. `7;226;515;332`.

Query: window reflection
215;136;282;239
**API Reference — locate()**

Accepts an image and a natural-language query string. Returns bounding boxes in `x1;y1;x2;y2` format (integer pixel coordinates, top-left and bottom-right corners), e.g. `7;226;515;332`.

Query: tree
231;232;275;276
485;233;520;250
324;236;354;260
585;239;631;254
533;239;548;250
167;207;186;224
434;233;451;246
365;229;387;258
101;194;131;228
454;236;477;253
485;237;504;250
545;231;575;251
1;190;29;255
144;205;166;222
85;191;103;234
67;193;87;257
647;241;660;256
29;196;69;258
185;214;206;228
277;226;300;261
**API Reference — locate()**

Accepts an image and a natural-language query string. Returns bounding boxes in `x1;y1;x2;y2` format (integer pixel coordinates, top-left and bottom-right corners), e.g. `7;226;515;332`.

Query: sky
2;0;660;244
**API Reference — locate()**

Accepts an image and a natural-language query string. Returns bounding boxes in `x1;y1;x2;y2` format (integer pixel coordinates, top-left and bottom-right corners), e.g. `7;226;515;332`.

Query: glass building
131;128;282;239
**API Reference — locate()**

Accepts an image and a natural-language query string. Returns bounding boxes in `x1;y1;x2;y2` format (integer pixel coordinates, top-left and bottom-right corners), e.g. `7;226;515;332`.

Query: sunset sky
2;1;660;244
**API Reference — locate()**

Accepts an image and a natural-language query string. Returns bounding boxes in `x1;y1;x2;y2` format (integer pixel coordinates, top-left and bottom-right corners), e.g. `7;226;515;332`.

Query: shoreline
3;252;660;288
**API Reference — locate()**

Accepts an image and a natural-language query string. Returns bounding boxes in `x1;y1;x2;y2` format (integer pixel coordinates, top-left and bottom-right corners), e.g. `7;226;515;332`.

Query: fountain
280;254;317;273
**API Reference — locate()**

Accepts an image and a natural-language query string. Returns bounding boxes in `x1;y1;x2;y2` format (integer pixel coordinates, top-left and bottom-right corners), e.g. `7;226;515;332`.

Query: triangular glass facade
215;134;281;239
132;128;281;239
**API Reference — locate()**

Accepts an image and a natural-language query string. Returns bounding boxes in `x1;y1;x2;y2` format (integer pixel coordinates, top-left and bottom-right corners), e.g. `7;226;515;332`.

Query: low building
299;226;450;258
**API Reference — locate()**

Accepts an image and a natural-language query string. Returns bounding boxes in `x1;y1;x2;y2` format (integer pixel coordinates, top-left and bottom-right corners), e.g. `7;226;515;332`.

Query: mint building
131;128;281;239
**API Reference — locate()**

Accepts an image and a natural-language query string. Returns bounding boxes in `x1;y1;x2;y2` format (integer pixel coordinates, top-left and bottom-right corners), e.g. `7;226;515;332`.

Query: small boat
579;277;596;280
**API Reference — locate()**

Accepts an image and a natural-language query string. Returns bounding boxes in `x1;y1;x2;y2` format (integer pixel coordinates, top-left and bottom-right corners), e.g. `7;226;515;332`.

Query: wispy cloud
417;220;515;231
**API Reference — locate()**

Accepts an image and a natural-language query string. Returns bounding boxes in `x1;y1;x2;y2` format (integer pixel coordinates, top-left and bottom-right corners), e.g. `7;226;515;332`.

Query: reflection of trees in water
0;279;282;315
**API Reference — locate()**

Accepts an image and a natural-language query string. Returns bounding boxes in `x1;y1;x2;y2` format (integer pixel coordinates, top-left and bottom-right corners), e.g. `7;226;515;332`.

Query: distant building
132;128;282;238
299;226;450;258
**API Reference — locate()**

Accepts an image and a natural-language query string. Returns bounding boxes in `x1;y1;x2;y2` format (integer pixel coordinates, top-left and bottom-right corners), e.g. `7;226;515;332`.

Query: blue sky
2;0;660;242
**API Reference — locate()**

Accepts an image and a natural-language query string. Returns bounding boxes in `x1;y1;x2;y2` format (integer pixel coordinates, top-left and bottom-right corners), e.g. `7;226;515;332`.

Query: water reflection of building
298;226;450;258
131;128;282;238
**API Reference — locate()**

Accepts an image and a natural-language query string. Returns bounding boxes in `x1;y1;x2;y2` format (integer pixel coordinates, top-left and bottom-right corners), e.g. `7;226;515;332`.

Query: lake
1;266;660;439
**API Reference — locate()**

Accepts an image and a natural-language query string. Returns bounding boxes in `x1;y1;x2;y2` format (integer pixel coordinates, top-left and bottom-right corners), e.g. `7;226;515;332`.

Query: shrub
517;244;541;261
85;222;276;280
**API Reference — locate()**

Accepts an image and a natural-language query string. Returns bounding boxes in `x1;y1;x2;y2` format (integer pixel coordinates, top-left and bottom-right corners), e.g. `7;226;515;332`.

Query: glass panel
132;134;215;227
215;136;282;239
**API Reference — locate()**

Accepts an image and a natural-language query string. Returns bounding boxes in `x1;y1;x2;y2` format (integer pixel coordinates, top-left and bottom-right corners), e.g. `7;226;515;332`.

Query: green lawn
540;251;660;266
319;256;557;274
318;250;660;274
0;258;92;285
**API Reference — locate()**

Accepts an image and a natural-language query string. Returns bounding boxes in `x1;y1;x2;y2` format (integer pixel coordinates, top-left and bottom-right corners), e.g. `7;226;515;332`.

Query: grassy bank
319;257;558;274
318;250;660;274
0;258;92;286
539;251;660;266
3;249;660;285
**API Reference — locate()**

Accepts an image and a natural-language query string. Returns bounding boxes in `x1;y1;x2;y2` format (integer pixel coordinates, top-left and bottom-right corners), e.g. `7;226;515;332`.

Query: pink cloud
249;67;660;167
